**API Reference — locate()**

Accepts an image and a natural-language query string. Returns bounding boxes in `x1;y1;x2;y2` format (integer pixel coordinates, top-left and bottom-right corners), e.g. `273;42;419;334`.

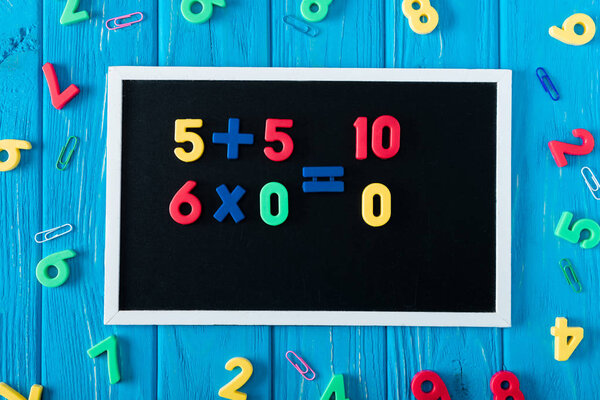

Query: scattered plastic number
410;370;451;400
300;0;333;23
490;371;524;400
35;249;76;288
0;139;32;172
264;118;294;162
549;13;596;46
174;119;205;162
260;182;289;226
554;211;600;249
218;357;253;400
362;183;391;227
88;335;121;384
42;63;80;110
60;0;90;25
0;382;43;400
354;116;401;160
548;128;594;167
169;180;202;225
551;317;584;361
320;374;350;400
181;0;226;24
402;0;439;35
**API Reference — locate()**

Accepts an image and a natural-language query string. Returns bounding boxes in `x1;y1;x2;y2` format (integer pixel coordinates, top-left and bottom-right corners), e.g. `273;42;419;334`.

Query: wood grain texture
156;1;271;399
385;1;502;399
41;1;158;398
0;0;41;395
501;1;600;398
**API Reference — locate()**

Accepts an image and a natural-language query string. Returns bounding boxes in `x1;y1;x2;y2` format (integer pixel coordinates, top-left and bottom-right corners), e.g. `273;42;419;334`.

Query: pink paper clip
285;351;316;381
105;12;144;31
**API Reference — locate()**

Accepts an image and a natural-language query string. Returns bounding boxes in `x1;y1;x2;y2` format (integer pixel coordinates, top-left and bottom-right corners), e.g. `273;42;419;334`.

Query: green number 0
300;0;333;23
181;0;226;24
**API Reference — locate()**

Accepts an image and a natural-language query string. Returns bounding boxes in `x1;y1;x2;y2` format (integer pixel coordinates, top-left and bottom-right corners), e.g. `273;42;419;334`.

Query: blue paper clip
283;15;319;37
536;67;560;101
559;259;582;293
285;351;316;381
56;135;79;171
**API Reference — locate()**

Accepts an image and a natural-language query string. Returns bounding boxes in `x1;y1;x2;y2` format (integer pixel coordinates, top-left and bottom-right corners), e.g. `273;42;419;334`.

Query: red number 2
410;370;451;400
548;128;594;167
264;118;294;162
490;371;524;400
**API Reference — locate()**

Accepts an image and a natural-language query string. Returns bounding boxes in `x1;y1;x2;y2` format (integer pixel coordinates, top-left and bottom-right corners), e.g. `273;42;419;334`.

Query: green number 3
181;0;226;24
301;0;333;23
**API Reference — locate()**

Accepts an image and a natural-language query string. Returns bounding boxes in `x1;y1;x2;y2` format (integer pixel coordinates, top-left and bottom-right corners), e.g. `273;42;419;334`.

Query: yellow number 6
549;13;596;46
174;119;204;162
402;0;439;35
218;357;253;400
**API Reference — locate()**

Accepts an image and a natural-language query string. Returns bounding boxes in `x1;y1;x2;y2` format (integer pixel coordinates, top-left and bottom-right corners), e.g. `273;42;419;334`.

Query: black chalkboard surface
105;68;511;326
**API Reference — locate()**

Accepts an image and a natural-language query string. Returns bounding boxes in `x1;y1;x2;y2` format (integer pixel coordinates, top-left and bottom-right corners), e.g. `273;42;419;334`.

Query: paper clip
56;136;79;171
559;259;582;293
106;12;144;31
285;351;316;381
34;224;73;243
283;16;319;37
536;67;560;101
581;166;600;200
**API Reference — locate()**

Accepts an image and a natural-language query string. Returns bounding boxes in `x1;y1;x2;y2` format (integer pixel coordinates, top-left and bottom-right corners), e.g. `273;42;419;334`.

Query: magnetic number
264;119;294;162
554;211;600;249
35;249;76;288
169;181;202;225
354;116;401;160
0;382;43;400
320;374;349;400
260;182;289;226
218;357;253;400
181;0;226;24
362;183;391;227
0;139;32;172
410;370;450;400
490;371;524;400
548;128;594;167
549;13;596;46
300;0;333;23
401;0;439;35
551;317;584;361
60;0;90;25
174;119;205;162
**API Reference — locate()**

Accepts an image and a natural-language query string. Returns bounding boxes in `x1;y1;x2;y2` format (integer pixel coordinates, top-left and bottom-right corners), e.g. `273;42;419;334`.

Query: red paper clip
105;12;144;31
285;351;315;381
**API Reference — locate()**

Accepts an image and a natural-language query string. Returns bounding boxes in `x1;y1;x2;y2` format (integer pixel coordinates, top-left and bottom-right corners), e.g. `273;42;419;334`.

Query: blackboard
105;67;511;326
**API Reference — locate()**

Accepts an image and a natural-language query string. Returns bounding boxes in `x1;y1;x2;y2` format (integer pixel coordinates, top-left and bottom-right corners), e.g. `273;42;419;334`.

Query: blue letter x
213;184;246;223
212;118;254;159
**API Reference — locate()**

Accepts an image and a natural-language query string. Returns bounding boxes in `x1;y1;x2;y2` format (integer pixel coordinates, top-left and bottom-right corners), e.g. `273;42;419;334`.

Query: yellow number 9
549;13;596;46
402;0;439;35
174;119;204;162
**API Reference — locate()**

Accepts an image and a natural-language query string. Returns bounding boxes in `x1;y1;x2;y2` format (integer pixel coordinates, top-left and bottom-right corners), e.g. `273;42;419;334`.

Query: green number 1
60;0;90;26
321;374;350;400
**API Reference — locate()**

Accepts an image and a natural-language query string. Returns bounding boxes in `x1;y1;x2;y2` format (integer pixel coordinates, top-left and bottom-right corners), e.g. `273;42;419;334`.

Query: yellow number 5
402;0;439;35
218;357;253;400
174;119;204;162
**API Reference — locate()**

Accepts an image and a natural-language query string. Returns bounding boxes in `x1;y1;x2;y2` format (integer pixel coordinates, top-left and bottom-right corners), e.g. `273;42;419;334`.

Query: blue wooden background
1;0;598;398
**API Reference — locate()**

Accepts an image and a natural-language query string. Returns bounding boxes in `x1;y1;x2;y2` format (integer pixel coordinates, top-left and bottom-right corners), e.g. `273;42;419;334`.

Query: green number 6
301;0;333;23
554;211;600;249
181;0;226;24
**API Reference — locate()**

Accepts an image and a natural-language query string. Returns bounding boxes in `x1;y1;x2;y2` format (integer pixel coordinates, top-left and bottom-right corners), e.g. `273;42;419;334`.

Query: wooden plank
41;1;158;398
156;2;271;399
0;0;41;394
385;2;502;399
271;2;386;400
500;1;600;398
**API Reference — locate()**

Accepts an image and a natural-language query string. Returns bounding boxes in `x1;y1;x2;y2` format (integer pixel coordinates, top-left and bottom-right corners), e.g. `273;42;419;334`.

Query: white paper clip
581;166;600;200
34;224;73;243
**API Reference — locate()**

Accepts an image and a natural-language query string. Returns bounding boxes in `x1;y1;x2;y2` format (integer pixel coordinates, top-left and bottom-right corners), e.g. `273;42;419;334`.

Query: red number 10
354;115;401;160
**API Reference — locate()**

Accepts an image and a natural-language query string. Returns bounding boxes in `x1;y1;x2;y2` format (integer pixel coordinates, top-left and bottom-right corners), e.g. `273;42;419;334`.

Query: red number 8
490;371;524;400
410;370;451;400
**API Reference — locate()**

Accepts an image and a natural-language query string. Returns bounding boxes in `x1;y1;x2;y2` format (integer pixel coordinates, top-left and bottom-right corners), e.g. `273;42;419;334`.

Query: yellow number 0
362;183;391;227
174;119;204;162
401;0;439;35
218;357;253;400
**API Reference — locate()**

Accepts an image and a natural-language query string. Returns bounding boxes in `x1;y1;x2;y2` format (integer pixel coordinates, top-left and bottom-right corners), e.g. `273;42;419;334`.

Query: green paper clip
559;258;582;293
56;136;79;171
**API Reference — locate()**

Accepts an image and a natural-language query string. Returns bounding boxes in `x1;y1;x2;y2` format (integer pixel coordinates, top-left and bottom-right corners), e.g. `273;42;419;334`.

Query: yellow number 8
402;0;439;35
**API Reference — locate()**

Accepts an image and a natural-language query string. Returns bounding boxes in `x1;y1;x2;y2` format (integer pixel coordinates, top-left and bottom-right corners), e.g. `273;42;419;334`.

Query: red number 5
264;118;294;162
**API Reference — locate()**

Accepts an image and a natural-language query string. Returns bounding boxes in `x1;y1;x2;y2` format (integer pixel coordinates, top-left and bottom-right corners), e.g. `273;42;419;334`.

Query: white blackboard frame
105;67;512;327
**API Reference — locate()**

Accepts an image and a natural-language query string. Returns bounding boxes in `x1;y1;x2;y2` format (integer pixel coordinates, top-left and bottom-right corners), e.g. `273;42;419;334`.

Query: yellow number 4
551;317;584;361
0;383;43;400
174;119;205;162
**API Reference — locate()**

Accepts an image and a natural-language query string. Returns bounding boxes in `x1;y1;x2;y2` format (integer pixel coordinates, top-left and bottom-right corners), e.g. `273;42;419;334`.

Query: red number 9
490;371;524;400
410;370;451;400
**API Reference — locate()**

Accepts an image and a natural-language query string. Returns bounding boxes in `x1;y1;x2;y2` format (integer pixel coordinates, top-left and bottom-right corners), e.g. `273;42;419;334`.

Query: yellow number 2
402;0;439;35
218;357;253;400
549;13;596;46
174;119;205;162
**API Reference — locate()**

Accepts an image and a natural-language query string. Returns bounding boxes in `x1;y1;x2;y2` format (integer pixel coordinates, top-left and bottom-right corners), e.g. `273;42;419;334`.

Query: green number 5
555;211;600;249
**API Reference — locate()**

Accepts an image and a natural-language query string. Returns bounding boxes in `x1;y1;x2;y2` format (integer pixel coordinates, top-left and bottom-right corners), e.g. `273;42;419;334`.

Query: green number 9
181;0;226;24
